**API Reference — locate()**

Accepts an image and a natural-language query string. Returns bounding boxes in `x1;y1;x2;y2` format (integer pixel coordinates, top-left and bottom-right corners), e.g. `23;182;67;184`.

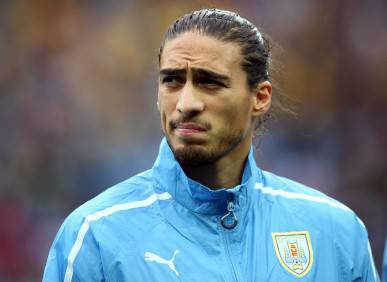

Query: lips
174;123;207;136
177;123;206;130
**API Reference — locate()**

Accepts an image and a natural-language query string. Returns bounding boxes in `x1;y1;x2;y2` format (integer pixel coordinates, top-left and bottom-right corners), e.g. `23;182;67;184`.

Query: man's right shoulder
43;169;171;281
61;169;156;230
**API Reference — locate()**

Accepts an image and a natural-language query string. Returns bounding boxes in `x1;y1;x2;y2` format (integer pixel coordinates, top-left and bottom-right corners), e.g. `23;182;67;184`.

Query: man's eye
198;79;223;89
162;76;183;87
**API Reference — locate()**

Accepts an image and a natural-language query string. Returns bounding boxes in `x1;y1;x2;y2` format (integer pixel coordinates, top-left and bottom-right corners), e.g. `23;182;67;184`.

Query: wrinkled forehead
160;32;243;76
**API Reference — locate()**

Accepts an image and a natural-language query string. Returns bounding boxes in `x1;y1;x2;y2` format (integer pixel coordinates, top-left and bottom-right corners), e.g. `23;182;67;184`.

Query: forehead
160;32;243;76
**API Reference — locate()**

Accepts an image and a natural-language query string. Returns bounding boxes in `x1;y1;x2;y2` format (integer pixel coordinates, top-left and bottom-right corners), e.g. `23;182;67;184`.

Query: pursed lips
174;122;207;135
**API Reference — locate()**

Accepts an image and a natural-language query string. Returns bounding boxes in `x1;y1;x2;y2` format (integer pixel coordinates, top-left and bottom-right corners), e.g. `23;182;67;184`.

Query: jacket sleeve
347;216;380;282
382;237;387;282
358;240;380;282
43;216;105;282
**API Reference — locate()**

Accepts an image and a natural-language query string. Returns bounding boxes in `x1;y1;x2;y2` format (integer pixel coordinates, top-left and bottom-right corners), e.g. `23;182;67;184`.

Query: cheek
158;92;177;130
215;98;253;129
158;90;178;112
159;111;167;133
225;108;247;129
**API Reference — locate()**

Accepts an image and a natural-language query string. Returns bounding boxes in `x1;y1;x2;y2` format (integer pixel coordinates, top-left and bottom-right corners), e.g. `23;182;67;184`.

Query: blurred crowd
0;0;386;281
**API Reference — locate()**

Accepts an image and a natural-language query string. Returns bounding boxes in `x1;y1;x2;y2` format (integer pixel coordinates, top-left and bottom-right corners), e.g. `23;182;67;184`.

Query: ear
251;80;272;117
157;101;160;112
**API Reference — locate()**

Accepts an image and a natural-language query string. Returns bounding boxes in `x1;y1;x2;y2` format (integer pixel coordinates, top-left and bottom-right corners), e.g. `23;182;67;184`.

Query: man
44;8;380;281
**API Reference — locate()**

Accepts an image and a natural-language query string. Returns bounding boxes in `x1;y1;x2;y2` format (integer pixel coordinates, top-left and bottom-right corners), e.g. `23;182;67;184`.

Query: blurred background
0;0;386;281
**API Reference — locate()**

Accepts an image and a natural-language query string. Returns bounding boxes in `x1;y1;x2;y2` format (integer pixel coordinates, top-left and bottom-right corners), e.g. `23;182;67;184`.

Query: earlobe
252;81;272;116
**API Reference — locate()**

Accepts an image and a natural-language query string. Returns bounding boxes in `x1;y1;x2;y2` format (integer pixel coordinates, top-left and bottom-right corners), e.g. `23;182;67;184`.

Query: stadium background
0;0;386;281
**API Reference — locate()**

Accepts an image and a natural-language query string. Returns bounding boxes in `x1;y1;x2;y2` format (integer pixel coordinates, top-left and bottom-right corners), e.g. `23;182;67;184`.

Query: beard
167;127;245;167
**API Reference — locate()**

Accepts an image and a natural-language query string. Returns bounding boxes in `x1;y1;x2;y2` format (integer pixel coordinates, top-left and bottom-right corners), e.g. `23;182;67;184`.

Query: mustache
169;117;211;130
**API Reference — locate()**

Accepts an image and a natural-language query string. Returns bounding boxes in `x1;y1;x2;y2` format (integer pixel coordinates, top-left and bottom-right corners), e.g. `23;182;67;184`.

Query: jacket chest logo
272;231;313;278
144;250;180;276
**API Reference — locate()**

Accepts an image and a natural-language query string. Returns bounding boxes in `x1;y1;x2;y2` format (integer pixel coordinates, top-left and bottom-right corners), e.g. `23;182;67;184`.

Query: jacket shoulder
259;169;351;213
257;169;378;281
44;169;157;281
258;169;370;249
257;169;368;238
58;169;155;235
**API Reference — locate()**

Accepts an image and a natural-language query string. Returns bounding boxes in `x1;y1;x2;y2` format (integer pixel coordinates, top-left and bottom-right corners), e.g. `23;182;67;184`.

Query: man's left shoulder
255;170;379;281
256;169;366;234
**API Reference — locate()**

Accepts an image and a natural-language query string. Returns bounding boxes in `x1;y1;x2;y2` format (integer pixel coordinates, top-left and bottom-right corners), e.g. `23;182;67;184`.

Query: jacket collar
152;138;259;215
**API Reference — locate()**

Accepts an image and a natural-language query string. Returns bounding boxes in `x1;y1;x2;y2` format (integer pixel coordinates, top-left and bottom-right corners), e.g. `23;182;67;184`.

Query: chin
166;127;246;167
172;145;216;167
166;137;214;166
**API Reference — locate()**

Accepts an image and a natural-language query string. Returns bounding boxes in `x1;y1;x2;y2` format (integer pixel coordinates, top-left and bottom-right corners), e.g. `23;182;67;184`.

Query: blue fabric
383;237;387;282
43;138;380;281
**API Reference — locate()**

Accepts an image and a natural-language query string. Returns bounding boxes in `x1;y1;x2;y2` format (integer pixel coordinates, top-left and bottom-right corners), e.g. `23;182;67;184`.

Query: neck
181;136;252;190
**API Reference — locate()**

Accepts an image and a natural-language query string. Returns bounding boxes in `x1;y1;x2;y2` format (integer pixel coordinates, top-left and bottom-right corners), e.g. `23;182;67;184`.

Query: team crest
272;231;313;277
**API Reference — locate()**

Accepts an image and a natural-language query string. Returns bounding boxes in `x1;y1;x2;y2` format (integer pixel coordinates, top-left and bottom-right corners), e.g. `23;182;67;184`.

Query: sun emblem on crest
272;231;313;277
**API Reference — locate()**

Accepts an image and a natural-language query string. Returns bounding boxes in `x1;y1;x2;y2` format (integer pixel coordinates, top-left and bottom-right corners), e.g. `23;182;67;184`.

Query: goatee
167;129;244;168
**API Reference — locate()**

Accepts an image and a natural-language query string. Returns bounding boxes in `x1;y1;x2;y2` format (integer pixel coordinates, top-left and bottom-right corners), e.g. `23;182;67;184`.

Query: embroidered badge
272;231;313;277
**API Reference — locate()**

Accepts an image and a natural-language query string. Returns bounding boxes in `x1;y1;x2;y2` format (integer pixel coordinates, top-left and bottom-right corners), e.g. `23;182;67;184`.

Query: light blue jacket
44;138;380;281
383;238;387;282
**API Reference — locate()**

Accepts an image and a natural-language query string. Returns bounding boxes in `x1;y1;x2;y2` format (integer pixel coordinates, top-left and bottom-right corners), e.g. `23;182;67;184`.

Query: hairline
158;30;255;90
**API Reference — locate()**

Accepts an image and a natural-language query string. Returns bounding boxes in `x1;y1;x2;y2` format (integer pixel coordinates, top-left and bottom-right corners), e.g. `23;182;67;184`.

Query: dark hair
159;8;271;90
159;8;292;133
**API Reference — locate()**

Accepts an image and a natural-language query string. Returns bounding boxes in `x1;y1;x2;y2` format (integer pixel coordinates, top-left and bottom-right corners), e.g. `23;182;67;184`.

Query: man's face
158;31;270;167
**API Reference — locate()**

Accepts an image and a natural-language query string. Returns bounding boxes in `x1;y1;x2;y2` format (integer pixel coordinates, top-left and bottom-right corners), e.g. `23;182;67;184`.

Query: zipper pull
221;198;238;229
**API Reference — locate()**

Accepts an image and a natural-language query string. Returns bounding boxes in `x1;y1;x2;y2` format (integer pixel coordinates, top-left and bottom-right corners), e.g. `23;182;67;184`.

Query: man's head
157;8;272;167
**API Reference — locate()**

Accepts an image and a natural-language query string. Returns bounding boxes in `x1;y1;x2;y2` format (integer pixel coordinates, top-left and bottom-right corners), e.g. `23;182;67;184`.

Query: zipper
220;194;240;282
221;197;238;229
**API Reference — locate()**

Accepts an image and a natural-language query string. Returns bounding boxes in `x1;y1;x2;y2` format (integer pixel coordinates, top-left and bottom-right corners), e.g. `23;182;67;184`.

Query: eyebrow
191;68;231;87
159;67;231;87
159;68;186;77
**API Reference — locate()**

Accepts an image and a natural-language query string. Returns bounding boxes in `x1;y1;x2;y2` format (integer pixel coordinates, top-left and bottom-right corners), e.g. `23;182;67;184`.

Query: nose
176;83;205;115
